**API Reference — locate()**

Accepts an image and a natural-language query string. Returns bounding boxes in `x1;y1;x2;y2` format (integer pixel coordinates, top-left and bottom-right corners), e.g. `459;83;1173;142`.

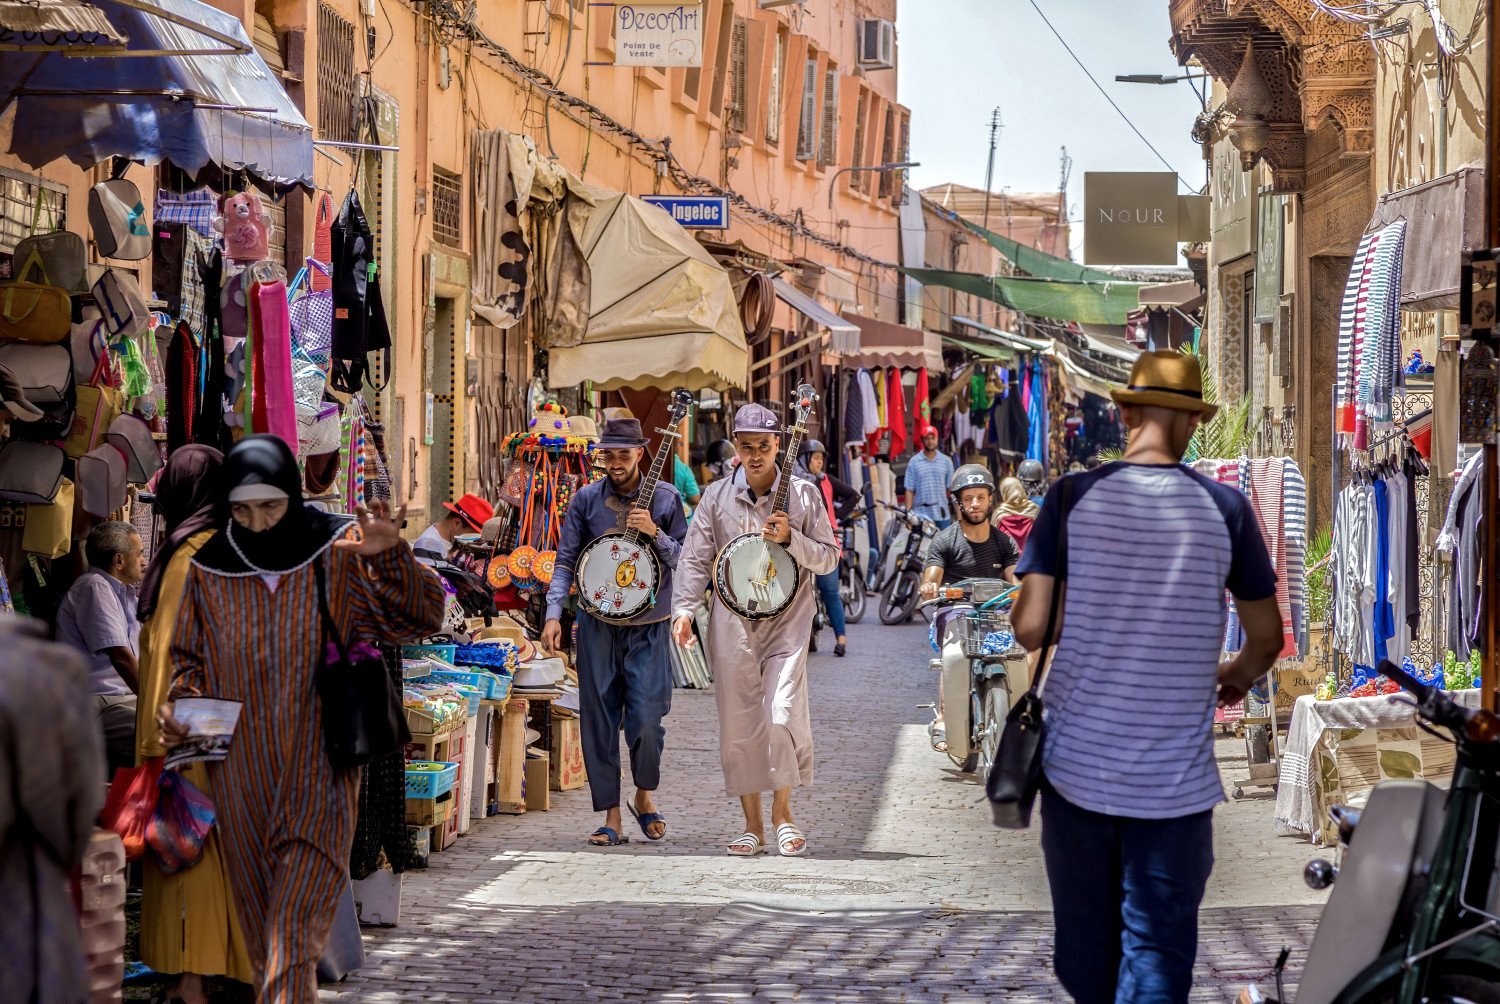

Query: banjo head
713;533;801;621
576;532;661;622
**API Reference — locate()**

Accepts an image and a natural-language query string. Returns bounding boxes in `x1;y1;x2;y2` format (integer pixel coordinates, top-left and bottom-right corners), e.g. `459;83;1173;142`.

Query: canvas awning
547;184;748;392
1138;279;1203;309
0;0;312;186
772;277;860;354
837;312;942;370
1075;325;1141;364
0;0;127;51
1367;166;1484;312
901;267;1143;326
953;316;1051;352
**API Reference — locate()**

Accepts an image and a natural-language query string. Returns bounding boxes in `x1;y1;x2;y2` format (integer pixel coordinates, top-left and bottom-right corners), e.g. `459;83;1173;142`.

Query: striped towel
1247;457;1296;657
1356;222;1406;447
1336;229;1380;440
1283;458;1308;656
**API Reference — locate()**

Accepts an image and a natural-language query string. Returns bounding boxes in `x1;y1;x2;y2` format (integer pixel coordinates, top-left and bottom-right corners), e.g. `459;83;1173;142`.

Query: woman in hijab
158;435;443;1004
995;476;1040;553
135;446;254;1004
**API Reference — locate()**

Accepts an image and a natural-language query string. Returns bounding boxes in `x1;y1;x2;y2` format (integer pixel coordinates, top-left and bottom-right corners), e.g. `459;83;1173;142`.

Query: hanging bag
93;268;149;339
985;478;1071;830
99;757;164;861
0;267;72;344
89;177;151;261
313;555;410;769
11;190;86;293
0;442;65;503
78;444;127;517
22;477;73;558
103;413;163;483
65;347;124;460
146;769;215;874
0;342;73;405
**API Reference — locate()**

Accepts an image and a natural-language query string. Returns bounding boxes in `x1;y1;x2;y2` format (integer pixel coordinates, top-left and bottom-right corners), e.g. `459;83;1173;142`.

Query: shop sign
614;4;704;68
1254;188;1285;324
640;194;729;229
1211;138;1255;262
1083;172;1206;265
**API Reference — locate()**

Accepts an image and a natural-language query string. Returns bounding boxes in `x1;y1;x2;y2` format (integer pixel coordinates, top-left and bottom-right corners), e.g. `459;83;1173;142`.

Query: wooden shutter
849;89;868;189
729;16;748;132
818;67;839;168
765;33;785;144
253;14;284;76
796;56;818;161
878;106;896;197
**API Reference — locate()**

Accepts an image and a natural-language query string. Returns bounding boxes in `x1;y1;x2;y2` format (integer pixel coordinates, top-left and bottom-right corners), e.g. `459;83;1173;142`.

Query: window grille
318;4;357;144
0;167;65;260
431;167;462;248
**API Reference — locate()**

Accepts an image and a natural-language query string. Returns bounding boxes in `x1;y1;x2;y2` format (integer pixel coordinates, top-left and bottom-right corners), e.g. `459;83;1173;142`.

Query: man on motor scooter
918;465;1020;754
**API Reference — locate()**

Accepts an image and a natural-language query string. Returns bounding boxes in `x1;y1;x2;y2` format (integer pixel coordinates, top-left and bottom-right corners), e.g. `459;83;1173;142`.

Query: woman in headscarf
134;446;254;1004
159;435;444;1004
995;476;1040;553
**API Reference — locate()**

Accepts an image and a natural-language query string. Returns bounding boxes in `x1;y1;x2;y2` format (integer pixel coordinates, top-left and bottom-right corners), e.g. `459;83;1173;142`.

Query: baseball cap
0;363;42;422
732;403;783;435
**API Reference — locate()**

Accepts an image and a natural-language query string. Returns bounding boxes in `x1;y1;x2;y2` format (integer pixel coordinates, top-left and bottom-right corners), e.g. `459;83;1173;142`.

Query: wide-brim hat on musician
444;493;495;533
1110;350;1219;420
598;417;649;449
732;403;783;435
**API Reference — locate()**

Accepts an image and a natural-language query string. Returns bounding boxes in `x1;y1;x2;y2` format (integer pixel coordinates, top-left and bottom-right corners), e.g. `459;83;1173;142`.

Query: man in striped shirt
903;426;955;527
1013;351;1282;1003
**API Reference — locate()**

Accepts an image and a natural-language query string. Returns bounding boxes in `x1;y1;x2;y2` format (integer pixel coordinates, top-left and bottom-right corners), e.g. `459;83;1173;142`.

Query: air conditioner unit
858;18;895;69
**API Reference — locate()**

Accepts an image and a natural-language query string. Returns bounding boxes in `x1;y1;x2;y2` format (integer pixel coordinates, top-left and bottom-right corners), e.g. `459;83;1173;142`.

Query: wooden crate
493;698;529;815
524;751;550;811
405;791;454;828
549;715;586;791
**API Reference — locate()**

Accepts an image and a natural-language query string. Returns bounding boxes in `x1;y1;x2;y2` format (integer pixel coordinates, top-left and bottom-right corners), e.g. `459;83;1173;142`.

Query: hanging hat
567;415;599;442
444;493;495;533
1109;350;1219;419
0;363;42;422
598;417;649;449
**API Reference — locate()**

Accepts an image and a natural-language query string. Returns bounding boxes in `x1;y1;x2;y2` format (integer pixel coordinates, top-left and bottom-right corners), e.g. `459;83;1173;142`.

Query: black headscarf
193;435;352;576
138;445;223;619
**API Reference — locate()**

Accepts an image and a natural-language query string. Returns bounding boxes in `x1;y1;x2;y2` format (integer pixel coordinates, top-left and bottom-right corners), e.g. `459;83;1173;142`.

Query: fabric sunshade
957;214;1118;284
1367;166;1483;312
772;278;860;355
0;0;312;186
0;0;126;50
1138;279;1203;309
547;183;747;392
835;311;941;370
901;267;1143;326
952;316;1050;352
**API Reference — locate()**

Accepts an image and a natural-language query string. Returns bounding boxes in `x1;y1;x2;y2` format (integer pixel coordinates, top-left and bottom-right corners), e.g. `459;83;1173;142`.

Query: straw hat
1109;350;1219;420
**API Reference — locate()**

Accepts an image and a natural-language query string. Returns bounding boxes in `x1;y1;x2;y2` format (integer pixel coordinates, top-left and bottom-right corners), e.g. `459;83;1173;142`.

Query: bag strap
16;248;48;286
1030;476;1071;697
28;189;54;236
312;553;349;659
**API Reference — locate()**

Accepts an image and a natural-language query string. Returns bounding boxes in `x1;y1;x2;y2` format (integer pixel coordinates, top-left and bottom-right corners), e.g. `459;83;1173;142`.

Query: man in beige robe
673;403;839;857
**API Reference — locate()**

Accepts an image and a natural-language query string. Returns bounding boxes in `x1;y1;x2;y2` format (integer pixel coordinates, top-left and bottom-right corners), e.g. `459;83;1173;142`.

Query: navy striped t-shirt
1017;463;1277;819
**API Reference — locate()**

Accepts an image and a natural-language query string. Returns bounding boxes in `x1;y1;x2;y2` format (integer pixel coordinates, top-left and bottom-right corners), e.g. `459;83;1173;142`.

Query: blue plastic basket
427;668;505;700
405;761;459;799
402;643;458;663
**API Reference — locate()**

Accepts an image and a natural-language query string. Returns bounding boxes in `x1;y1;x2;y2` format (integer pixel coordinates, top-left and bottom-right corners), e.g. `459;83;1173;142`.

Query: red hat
444;493;494;533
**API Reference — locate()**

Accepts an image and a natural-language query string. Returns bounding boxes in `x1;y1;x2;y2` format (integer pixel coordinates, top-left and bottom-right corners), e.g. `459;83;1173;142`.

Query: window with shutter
818;66;839;168
878;106;896;197
796;56;818;161
729;16;748;133
849;89;867;189
708;2;733;119
765;32;785;145
253;14;284;76
317;4;357;144
893;113;911;204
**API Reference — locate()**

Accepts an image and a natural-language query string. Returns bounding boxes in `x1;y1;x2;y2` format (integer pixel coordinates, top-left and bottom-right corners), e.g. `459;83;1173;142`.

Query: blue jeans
1039;780;1215;1004
814;568;846;638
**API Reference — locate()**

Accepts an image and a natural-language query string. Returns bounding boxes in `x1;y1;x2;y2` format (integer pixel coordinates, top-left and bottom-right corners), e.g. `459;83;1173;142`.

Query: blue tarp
0;0;312;186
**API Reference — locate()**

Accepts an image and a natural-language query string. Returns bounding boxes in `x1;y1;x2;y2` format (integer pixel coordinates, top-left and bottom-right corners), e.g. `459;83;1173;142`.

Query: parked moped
874;501;938;625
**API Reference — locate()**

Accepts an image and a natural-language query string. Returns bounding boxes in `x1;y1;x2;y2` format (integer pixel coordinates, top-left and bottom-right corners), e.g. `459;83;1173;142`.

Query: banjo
573;389;695;622
712;383;817;621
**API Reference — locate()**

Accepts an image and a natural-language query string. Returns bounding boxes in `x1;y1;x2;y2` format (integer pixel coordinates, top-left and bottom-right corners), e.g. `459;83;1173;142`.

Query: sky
896;0;1208;257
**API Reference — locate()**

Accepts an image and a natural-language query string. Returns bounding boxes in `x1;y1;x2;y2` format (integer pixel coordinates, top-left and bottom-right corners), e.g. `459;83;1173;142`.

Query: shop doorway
428;296;458;521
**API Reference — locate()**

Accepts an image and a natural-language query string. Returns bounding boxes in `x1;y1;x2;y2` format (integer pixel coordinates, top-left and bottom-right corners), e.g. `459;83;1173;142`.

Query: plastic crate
426;668;505;700
961;609;1019;658
402;644;457;663
405;761;459;799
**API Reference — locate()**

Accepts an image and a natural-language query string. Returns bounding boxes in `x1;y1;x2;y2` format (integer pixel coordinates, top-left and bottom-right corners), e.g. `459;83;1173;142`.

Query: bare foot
633;790;666;839
588;807;625;846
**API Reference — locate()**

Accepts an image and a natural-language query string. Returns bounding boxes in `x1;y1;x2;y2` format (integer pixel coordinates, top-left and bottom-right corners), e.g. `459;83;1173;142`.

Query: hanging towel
1355;222;1406;447
886;368;908;457
913;366;931;434
1336;229;1381;440
843;369;866;450
251;277;300;452
1283;458;1309;656
1246;457;1295;657
1025;360;1046;465
857;368;880;436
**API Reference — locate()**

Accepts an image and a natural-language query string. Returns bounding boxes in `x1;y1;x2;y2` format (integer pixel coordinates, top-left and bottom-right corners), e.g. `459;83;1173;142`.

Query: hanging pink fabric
312;193;334;293
251;277;299;452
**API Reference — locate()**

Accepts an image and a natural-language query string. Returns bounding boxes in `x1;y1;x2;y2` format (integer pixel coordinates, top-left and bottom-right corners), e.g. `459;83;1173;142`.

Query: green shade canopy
901;267;1143;326
958;216;1118;284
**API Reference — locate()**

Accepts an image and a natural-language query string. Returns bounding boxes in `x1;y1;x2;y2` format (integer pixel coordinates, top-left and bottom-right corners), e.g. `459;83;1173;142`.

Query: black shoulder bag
314;556;411;769
986;477;1070;829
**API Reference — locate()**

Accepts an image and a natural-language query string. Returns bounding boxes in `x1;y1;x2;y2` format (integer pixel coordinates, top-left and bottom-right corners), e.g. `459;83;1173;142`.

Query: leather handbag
78;444;127;518
0;279;71;344
0;342;73;405
0;441;65;503
986;478;1071;830
65;351;124;460
93;268;149;339
89;178;151;261
22;477;73;559
103;413;162;484
313;555;410;769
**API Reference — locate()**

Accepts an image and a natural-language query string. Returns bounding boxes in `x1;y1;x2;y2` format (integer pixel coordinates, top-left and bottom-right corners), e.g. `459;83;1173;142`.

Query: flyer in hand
165;698;244;769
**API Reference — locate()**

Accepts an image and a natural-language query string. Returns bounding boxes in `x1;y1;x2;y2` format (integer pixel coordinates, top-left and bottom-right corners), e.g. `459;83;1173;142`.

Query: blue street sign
640;194;730;230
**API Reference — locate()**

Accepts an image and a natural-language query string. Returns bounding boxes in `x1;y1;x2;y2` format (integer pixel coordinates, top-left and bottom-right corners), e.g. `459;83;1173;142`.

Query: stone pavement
326;616;1328;1002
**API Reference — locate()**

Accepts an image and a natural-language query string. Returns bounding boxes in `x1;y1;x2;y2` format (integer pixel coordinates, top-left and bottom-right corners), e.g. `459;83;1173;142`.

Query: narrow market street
327;616;1324;1003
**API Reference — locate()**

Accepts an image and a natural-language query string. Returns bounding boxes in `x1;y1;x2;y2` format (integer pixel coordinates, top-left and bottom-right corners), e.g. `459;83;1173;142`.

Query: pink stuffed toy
216;191;271;263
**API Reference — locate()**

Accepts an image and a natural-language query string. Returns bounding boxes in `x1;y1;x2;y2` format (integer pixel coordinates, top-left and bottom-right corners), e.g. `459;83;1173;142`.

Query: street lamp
1116;72;1209;111
827;161;921;210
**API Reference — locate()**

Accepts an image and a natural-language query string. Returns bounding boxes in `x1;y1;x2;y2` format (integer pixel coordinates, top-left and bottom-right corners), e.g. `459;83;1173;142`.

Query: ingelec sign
1083;172;1210;265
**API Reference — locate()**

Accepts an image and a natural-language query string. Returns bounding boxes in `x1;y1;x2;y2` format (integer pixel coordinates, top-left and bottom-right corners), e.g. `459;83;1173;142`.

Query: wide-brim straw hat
1110;350;1219;420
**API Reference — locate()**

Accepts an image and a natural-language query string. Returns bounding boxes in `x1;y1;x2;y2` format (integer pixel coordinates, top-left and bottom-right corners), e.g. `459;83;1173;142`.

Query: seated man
55;520;147;774
918;465;1020;756
414;493;494;564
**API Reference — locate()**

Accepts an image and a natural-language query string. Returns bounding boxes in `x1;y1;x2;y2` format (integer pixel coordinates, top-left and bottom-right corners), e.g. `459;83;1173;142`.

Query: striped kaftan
170;545;443;1003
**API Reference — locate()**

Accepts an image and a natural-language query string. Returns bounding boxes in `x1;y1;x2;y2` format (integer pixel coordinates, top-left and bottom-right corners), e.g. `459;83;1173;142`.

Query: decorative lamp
1226;39;1273;168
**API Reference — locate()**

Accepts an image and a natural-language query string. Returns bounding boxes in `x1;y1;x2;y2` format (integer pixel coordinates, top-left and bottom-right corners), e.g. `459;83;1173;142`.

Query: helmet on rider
800;438;826;459
1017;459;1046;496
949;464;996;527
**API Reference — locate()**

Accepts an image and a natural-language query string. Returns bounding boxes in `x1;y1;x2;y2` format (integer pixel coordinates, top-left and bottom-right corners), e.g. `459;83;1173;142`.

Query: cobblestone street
327;617;1327;1002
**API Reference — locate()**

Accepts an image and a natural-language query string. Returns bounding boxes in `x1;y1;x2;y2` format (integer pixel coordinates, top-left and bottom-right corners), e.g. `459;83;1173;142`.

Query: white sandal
776;822;808;857
727;832;763;857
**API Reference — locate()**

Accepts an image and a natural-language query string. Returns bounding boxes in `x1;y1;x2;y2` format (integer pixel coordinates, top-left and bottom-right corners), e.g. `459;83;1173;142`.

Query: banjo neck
623;423;679;546
770;419;807;517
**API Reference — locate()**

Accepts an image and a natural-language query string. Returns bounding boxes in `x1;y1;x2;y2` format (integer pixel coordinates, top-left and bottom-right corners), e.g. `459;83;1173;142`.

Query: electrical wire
1021;0;1193;189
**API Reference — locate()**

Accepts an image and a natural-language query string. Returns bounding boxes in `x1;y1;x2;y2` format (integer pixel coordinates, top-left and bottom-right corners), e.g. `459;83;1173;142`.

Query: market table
1274;689;1479;844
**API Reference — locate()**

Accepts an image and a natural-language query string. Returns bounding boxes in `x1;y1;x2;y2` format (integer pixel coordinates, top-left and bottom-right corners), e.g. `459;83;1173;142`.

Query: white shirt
413;524;451;562
55;570;139;696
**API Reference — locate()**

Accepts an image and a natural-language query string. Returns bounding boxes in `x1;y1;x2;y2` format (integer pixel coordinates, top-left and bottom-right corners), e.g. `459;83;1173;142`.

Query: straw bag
0;441;65;503
89;178;151;261
78;444;127;517
0;342;73;405
94;268;149;339
22;477;73;558
104;413;163;483
65;351;124;460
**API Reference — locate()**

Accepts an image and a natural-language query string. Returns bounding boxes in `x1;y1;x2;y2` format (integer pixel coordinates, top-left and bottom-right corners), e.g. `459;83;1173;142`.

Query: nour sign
615;3;704;68
1083;172;1209;266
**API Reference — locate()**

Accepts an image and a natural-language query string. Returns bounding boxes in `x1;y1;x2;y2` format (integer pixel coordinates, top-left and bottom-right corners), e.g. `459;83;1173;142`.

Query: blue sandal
628;804;667;841
588;826;628;846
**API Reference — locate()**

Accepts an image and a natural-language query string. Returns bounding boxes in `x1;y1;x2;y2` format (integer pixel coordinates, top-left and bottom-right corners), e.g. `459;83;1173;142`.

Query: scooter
875;502;938;625
920;578;1027;774
1264;659;1500;1003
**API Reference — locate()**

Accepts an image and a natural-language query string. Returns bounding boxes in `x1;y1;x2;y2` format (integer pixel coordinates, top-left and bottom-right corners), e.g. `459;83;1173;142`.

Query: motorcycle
874;502;938;625
920;578;1027;774
1264;659;1500;1004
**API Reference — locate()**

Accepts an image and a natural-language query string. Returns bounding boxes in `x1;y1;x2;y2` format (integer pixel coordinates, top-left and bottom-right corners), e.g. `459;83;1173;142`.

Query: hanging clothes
1025;359;1047;467
1336;222;1406;449
193;247;230;452
912;366;931;434
886;368;908;458
843;369;866;451
1245;458;1296;658
857;368;880;437
329;190;392;394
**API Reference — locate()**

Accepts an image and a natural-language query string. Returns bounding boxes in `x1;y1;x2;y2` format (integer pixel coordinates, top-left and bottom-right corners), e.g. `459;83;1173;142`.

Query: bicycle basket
962;609;1019;658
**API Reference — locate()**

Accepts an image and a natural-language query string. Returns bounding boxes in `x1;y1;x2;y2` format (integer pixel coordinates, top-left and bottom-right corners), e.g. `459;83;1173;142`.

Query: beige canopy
547;183;748;392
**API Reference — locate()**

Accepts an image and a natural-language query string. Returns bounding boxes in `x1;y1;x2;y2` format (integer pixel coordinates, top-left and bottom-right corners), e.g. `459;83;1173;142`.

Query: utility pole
981;107;1002;233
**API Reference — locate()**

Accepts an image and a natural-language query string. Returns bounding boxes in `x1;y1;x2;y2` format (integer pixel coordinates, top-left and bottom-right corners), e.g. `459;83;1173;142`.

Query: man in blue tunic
541;417;688;847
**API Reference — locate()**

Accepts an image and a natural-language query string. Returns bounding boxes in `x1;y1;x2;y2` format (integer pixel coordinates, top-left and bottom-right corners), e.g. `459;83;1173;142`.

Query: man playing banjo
672;402;839;857
543;416;689;847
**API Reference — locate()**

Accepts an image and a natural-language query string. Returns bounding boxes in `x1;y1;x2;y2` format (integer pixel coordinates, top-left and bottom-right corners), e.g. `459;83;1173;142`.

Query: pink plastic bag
147;769;216;874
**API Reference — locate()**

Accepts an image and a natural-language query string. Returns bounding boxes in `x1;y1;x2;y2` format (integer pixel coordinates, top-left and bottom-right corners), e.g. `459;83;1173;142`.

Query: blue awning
0;0;312;186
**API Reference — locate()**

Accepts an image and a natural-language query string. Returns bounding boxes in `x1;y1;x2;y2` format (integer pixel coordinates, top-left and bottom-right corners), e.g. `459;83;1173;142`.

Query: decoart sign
615;3;703;68
1083;172;1209;265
